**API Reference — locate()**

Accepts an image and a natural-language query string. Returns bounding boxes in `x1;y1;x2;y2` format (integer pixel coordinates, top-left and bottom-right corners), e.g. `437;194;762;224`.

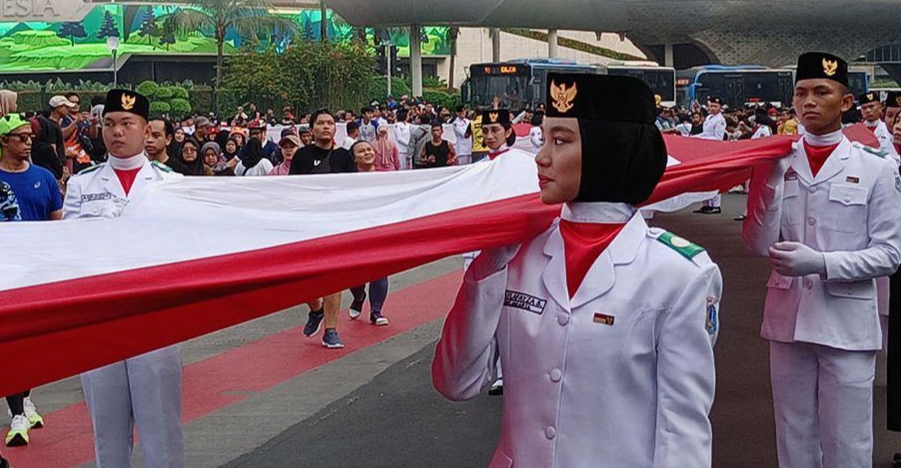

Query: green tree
164;0;298;89
138;6;161;45
97;10;120;39
58;22;87;46
446;27;460;92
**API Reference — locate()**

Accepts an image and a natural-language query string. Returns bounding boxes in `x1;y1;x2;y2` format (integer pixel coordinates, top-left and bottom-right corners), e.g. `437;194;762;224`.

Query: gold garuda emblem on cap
822;58;838;77
654;94;662;106
488;112;499;123
550;80;577;114
121;93;136;110
868;93;875;101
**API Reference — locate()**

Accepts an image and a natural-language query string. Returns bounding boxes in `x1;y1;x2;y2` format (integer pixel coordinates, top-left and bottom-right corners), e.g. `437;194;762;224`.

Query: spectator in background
193;116;214;143
409;114;432;169
347;139;391;326
201;141;233;176
675;114;693;136
419;122;456;168
452;105;473;164
146;118;191;175
178;138;205;176
223;137;240;162
269;133;300;176
529;112;544;154
299;128;313;146
343;121;360;150
246;122;280;165
358;106;379;142
234;138;274;176
393;109;412;169
372;125;400;171
181;116;196;136
690;111;704;136
0;90;16;117
0;113;59;447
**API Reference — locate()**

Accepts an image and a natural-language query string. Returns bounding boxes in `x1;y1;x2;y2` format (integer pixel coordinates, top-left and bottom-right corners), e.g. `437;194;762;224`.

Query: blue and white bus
676;65;795;109
599;61;676;107
462;58;597;110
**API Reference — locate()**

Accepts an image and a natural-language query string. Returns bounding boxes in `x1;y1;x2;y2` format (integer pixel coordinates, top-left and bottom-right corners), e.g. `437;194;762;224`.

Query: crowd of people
1;50;901;467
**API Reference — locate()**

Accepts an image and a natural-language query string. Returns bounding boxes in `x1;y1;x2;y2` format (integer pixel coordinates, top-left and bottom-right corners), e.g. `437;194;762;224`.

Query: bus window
471;75;529;110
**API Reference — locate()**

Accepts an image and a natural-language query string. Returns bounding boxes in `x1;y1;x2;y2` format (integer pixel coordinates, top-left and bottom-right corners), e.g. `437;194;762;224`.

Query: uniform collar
792;135;850;185
561;202;635;224
488;145;510;160
802;128;843;147
109;152;146;171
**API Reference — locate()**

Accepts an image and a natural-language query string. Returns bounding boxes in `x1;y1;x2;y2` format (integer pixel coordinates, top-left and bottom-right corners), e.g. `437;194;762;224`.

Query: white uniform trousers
769;341;875;468
81;345;185;468
703;193;722;208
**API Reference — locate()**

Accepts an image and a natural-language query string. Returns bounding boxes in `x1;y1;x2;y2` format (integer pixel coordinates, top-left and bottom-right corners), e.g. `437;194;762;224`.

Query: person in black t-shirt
288;109;355;350
418;122;456;168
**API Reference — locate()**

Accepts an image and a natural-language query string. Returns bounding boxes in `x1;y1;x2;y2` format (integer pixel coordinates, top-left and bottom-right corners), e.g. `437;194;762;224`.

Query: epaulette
75;163;104;175
151;160;173;173
648;228;706;260
852;142;888;159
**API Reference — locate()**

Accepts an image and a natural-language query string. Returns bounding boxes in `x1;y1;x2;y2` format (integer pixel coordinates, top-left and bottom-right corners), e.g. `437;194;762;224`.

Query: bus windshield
470;74;530;110
608;68;675;102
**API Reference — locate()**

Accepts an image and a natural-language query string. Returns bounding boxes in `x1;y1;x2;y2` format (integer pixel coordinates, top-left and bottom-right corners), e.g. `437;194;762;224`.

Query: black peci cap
885;91;901;109
795;52;849;87
859;91;880;105
544;73;656;124
481;109;511;126
707;96;723;105
103;89;150;120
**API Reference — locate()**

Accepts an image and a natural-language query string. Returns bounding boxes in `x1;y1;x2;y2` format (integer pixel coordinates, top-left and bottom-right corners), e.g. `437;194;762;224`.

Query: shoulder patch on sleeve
656;231;706;260
853;142;888;159
151;160;173;173
75;163;104;176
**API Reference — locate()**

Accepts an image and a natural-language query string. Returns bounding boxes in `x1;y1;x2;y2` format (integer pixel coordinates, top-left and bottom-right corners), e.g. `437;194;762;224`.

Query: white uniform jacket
64;158;181;219
692;113;726;141
743;137;901;350
452;117;473;157
434;203;722;468
869;120;901;165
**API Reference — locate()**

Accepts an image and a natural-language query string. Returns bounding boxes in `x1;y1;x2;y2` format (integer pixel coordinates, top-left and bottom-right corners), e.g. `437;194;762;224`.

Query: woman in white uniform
433;73;722;468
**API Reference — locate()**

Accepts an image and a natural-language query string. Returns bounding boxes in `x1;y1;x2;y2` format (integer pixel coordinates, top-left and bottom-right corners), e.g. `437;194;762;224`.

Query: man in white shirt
859;92;900;164
693;97;728;214
392;109;412;170
451;106;472;164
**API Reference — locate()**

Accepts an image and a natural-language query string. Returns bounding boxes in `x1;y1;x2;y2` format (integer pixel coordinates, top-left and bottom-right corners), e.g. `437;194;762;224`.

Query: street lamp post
382;41;393;97
106;37;119;87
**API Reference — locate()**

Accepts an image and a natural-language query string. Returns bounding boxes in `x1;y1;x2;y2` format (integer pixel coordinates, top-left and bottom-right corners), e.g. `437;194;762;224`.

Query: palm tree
164;0;298;89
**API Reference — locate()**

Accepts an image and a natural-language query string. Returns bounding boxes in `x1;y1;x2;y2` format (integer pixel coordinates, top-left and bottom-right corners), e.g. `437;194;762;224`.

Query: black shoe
733;214;747;221
304;309;325;337
693;206;721;214
370;312;389;326
349;291;366;320
488;379;503;396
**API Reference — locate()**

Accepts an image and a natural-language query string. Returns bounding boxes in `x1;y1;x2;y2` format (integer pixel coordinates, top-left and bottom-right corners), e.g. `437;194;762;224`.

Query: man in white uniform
693;97;727;214
392;109;412;170
743;52;901;468
859;91;901;164
64;90;185;468
451;105;473;165
434;73;722;468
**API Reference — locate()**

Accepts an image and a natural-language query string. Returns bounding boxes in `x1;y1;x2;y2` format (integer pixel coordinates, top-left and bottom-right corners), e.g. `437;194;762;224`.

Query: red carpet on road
5;271;462;468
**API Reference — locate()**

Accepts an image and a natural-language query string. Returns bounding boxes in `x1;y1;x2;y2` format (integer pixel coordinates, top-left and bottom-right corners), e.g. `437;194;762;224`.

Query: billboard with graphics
0;5;451;74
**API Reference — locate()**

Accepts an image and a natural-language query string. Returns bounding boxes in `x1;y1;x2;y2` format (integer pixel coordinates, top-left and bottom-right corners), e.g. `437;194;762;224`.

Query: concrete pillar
490;28;501;62
664;43;674;67
548;29;559;58
410;24;423;97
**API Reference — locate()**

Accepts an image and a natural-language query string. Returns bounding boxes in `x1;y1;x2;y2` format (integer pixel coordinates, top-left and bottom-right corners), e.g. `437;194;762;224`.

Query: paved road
7;194;900;468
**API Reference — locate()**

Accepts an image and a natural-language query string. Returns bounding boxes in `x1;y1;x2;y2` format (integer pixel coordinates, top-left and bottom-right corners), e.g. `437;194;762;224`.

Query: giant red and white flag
0;134;810;394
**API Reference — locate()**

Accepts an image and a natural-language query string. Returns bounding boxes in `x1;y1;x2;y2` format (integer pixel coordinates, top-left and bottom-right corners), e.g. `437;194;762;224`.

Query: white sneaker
23;399;43;428
349;308;362;320
5;415;28;446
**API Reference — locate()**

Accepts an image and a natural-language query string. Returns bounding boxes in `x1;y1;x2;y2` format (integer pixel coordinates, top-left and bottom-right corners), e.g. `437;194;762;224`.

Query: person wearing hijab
223;136;240;162
178;138;205;176
433;73;722;468
0;90;17;117
201;141;233;176
234;138;274;176
372;125;400;171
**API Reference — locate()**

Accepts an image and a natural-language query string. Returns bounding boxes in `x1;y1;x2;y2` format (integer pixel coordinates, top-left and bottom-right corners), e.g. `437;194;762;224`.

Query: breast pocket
825;184;868;233
781;180;802;226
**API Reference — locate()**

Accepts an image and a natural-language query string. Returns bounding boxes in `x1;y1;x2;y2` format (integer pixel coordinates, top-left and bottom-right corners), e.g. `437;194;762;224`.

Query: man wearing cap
434;73;721;467
0;112;61;447
692;97;728;214
884;91;901;131
244;120;280;165
743;52;901;467
192;116;214;143
64;90;185;468
859;91;900;164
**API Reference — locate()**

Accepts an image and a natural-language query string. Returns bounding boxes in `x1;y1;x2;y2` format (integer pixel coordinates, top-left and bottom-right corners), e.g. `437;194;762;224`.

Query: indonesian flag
0;132;851;396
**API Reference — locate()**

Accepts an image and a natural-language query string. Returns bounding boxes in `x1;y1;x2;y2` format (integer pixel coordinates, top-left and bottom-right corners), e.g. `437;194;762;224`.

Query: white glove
98;197;128;218
469;244;521;280
768;241;825;277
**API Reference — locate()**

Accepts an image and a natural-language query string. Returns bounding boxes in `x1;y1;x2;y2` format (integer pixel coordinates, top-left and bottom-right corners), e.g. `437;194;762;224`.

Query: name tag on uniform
81;192;112;202
592;313;615;326
504;291;547;315
845;176;859;184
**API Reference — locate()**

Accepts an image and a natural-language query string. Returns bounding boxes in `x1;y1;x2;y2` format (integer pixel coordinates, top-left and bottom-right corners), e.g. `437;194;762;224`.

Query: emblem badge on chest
503;290;547;315
592;313;615;326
